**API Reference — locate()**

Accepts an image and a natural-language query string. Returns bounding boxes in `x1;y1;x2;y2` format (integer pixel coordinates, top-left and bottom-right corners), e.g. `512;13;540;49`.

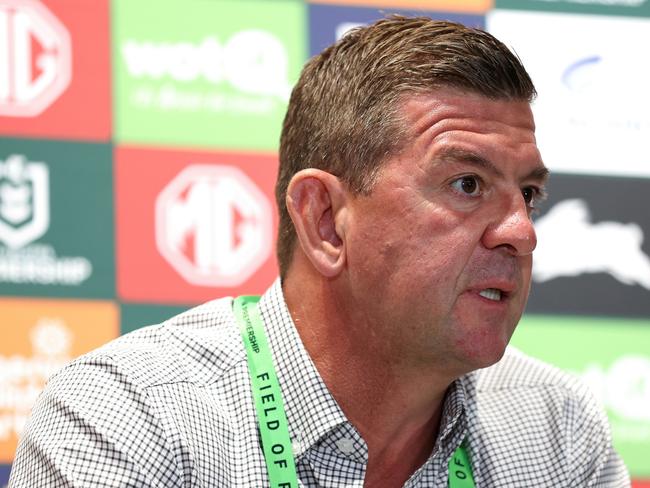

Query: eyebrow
437;147;550;183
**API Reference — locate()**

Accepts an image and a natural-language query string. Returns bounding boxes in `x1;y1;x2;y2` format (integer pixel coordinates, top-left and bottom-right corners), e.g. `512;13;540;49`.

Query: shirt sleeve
9;356;182;488
589;447;631;488
566;380;631;488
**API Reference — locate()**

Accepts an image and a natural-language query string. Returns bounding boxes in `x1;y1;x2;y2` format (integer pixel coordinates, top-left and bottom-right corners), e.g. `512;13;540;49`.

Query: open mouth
478;288;503;302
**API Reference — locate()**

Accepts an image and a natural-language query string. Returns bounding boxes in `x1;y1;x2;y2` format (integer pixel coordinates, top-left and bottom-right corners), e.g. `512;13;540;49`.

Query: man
10;17;629;487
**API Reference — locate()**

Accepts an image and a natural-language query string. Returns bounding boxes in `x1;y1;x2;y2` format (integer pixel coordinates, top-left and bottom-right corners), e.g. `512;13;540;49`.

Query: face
342;89;547;376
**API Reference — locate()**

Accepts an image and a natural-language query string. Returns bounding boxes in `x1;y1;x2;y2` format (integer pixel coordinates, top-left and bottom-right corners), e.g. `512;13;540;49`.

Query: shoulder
473;345;588;393
9;296;251;487
467;345;608;434
66;295;244;389
463;347;628;486
30;294;249;449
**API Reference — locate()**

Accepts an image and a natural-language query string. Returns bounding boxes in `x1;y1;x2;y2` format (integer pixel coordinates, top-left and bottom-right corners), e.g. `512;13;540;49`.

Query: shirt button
292;439;305;455
336;437;355;455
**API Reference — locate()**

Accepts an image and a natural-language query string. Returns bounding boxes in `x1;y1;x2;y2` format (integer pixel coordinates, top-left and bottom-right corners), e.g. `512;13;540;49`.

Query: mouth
478;288;505;302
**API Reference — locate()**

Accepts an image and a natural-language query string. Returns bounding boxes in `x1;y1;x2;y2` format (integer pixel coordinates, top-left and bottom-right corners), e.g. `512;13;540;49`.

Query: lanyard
448;441;475;488
234;295;475;488
235;295;298;487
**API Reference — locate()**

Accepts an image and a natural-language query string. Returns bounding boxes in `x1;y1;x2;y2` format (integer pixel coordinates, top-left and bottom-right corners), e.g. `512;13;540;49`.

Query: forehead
399;88;536;136
394;88;543;169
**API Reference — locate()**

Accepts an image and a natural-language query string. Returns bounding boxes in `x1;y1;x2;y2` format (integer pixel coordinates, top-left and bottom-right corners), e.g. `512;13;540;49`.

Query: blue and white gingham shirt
10;279;630;487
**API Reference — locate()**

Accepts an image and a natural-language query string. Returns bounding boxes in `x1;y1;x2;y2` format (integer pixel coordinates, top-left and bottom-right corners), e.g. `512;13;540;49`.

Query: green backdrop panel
112;0;307;151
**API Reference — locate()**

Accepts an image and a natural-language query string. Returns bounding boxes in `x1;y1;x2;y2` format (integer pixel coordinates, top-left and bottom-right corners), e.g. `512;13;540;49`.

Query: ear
286;169;348;278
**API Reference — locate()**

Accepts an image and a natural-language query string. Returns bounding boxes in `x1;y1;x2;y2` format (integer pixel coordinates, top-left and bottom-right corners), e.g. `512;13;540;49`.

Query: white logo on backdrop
580;355;650;423
122;30;290;114
486;11;650;177
533;199;650;290
0;154;49;249
0;154;92;286
335;22;363;40
0;318;72;441
0;0;72;117
156;165;272;287
558;0;647;6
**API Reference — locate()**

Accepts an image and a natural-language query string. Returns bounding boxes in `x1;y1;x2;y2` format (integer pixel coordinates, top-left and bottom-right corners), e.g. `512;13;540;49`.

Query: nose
482;194;537;256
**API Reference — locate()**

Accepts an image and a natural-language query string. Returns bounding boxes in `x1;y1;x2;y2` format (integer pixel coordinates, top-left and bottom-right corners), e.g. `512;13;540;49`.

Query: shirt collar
439;378;467;447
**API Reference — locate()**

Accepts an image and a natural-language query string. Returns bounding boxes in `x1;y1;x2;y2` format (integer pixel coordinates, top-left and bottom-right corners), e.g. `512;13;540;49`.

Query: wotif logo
0;0;71;117
533;199;650;290
156;165;272;287
0;154;49;249
122;30;290;102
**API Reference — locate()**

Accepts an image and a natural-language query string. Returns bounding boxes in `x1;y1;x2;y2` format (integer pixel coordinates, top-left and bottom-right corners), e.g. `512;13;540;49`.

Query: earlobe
286;169;347;277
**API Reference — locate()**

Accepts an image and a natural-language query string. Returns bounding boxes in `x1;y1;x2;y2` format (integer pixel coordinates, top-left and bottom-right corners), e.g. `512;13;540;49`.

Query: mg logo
156;165;272;287
0;154;49;249
0;0;71;117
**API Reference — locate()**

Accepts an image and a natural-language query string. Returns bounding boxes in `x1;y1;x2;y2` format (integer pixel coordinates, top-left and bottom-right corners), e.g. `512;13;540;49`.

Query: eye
451;175;482;197
522;186;545;210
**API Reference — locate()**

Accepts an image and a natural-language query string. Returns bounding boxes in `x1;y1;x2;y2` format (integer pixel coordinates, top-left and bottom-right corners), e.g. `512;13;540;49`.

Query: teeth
479;288;502;301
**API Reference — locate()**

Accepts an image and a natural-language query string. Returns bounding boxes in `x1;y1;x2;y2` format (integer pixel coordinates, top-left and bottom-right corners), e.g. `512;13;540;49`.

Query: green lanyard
448;441;475;488
235;295;298;487
234;295;475;488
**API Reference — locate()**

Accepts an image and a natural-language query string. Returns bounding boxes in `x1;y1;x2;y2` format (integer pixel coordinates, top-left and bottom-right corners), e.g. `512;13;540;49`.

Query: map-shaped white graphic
533;199;650;290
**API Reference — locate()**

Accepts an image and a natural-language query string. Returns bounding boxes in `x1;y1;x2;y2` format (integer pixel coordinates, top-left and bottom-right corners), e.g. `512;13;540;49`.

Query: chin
478;344;509;369
456;335;510;372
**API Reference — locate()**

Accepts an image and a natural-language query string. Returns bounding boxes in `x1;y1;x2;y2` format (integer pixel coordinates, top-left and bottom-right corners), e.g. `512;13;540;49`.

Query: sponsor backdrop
0;0;648;483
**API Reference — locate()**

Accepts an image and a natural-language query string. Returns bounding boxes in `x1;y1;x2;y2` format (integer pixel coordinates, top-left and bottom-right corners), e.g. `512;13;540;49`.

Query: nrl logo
0;154;49;249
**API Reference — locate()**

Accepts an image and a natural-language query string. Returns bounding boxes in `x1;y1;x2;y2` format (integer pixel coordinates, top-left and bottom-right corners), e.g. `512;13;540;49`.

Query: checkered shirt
10;279;630;487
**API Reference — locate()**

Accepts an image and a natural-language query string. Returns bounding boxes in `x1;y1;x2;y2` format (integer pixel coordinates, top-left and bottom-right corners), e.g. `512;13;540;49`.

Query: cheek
349;197;484;287
407;207;480;264
521;255;533;283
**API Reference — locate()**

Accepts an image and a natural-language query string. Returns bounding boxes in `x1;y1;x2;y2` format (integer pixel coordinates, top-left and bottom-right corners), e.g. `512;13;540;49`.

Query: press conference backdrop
0;0;649;484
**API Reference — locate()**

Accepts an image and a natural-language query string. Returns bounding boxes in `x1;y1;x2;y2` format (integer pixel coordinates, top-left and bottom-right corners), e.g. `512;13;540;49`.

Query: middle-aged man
10;16;629;488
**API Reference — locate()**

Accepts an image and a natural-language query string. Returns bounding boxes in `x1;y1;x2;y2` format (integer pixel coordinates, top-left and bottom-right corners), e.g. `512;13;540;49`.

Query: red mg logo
0;0;71;117
156;165;273;287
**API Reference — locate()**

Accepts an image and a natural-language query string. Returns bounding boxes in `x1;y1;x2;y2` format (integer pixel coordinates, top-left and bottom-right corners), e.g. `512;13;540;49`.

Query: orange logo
311;0;492;14
0;298;118;462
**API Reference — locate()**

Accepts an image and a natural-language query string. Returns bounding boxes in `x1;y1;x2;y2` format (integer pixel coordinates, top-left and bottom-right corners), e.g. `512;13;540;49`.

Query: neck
283;264;456;486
